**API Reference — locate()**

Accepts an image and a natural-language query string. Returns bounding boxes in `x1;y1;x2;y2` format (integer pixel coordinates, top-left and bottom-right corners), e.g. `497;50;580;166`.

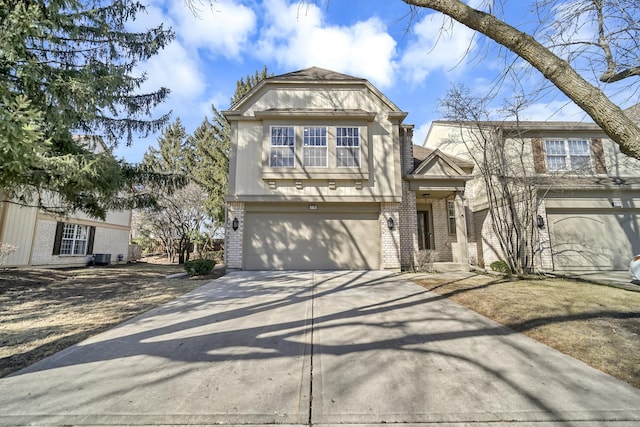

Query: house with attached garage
0;137;132;268
223;66;640;272
425;118;640;272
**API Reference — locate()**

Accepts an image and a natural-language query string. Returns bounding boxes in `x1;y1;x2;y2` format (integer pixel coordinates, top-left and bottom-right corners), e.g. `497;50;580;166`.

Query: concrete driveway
0;270;639;426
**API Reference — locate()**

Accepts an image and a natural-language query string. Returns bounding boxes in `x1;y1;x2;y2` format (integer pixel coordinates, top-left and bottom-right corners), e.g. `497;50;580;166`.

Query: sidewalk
0;270;638;426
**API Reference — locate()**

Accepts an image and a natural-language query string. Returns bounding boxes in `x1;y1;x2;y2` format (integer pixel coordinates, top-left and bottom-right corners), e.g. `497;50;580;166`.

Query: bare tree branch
403;0;640;159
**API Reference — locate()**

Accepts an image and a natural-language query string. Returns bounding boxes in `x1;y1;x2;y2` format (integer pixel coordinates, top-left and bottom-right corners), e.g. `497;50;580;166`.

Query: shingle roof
269;67;366;82
412;145;434;170
412;144;473;171
432;120;603;132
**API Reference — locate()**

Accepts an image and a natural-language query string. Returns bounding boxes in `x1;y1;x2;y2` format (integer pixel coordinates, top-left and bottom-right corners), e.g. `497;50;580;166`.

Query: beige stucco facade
425;121;640;271
224;67;640;272
224;68;407;271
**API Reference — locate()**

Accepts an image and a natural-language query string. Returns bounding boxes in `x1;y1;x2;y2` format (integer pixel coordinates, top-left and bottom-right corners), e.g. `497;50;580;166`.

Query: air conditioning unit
93;254;111;265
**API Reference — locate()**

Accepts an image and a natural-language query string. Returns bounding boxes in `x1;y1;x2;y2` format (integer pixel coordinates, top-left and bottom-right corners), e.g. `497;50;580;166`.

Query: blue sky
115;0;600;163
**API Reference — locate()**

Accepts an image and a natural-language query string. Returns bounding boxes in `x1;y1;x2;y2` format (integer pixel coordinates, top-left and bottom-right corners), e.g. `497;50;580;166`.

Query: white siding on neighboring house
0;203;38;266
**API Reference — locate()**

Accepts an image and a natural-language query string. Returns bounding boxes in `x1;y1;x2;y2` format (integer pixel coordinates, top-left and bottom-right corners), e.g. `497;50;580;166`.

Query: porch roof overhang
404;175;471;198
405;148;473;198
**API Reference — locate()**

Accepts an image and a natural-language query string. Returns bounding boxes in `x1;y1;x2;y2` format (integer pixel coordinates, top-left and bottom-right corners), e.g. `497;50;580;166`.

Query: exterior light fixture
536;215;545;229
387;217;395;230
232;217;239;231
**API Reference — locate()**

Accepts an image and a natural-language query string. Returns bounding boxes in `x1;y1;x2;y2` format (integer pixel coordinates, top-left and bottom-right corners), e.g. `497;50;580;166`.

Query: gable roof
412;148;469;178
412;144;473;173
225;66;406;118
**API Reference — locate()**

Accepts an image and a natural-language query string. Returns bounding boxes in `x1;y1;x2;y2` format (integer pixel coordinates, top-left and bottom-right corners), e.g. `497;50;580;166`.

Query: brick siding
380;202;401;270
225;202;244;270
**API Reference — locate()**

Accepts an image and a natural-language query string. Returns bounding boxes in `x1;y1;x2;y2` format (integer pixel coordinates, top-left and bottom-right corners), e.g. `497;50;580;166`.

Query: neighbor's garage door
244;205;380;270
547;210;640;270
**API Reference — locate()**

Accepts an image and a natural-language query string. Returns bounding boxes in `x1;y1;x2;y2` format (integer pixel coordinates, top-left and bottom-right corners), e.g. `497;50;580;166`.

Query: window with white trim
303;127;327;167
545;139;591;171
61;223;89;255
270;126;295;167
447;201;457;235
336;127;360;168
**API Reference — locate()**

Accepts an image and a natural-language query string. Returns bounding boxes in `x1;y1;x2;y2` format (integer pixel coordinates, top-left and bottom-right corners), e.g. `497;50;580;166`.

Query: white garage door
244;205;380;270
548;210;640;270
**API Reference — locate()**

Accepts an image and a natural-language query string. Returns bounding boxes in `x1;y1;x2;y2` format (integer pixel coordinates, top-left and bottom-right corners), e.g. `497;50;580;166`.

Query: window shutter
52;222;64;255
532;138;546;173
87;226;96;255
591;138;607;174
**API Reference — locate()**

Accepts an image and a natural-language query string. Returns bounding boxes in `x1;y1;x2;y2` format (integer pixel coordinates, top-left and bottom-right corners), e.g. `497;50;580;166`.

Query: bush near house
490;260;512;274
184;259;216;276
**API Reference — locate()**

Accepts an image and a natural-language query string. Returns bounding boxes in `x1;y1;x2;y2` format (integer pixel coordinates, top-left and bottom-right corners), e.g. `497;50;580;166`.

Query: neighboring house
0;137;132;267
425;120;640;271
224;66;640;272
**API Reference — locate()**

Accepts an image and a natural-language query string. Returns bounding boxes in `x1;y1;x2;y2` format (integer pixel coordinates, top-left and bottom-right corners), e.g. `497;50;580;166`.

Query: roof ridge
270;66;366;82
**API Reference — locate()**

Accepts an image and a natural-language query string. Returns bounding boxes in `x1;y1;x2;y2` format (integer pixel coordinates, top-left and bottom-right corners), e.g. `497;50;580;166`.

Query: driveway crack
308;271;316;426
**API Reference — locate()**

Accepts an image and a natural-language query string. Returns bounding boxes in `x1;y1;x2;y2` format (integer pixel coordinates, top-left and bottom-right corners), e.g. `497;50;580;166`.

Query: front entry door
417;211;432;250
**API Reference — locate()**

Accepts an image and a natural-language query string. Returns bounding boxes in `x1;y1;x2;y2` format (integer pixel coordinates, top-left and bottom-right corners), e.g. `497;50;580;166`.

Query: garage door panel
548;211;640;270
244;211;380;270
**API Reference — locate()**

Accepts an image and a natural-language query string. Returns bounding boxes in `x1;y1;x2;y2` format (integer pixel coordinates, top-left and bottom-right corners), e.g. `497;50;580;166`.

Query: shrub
184;259;216;276
490;260;511;274
413;250;438;273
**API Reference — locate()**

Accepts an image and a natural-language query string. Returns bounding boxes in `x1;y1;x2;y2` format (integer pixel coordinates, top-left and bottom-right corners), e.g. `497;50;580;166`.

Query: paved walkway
0;271;639;426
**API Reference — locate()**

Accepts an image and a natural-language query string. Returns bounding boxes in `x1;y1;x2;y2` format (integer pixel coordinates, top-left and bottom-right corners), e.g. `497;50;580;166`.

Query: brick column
380;202;401;271
431;198;450;261
399;125;418;269
399;182;418;269
225;202;245;271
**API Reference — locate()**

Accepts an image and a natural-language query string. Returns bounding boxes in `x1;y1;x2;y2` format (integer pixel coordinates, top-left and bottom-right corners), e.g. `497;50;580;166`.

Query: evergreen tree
190;67;273;224
143;118;190;174
230;66;271;106
188;110;230;224
0;0;174;219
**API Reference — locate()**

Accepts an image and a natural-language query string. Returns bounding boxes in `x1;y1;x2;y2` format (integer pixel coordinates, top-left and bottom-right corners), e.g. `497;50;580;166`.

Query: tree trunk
403;0;640;159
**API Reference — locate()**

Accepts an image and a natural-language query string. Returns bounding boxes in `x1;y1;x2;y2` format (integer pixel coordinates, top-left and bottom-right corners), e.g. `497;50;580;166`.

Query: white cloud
169;0;257;59
413;121;432;146
137;42;206;100
257;0;398;88
399;13;476;85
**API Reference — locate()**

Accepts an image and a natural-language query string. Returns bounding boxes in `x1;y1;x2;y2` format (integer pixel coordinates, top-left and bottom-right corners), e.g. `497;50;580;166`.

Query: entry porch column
454;192;469;264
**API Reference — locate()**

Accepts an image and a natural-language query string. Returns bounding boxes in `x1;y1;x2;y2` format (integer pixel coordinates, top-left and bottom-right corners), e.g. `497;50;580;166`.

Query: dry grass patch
0;263;223;378
414;273;640;388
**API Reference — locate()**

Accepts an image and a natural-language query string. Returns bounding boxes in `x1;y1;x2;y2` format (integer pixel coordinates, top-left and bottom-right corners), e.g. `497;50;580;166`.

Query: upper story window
61;223;89;255
336;127;360;168
270;126;295;167
545;139;591;172
303;127;327;167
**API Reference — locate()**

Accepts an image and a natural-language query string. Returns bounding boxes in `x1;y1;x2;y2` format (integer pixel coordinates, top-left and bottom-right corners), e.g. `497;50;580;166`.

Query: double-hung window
336;127;360;168
61;223;89;255
545;139;591;172
303;127;327;167
270;126;295;167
